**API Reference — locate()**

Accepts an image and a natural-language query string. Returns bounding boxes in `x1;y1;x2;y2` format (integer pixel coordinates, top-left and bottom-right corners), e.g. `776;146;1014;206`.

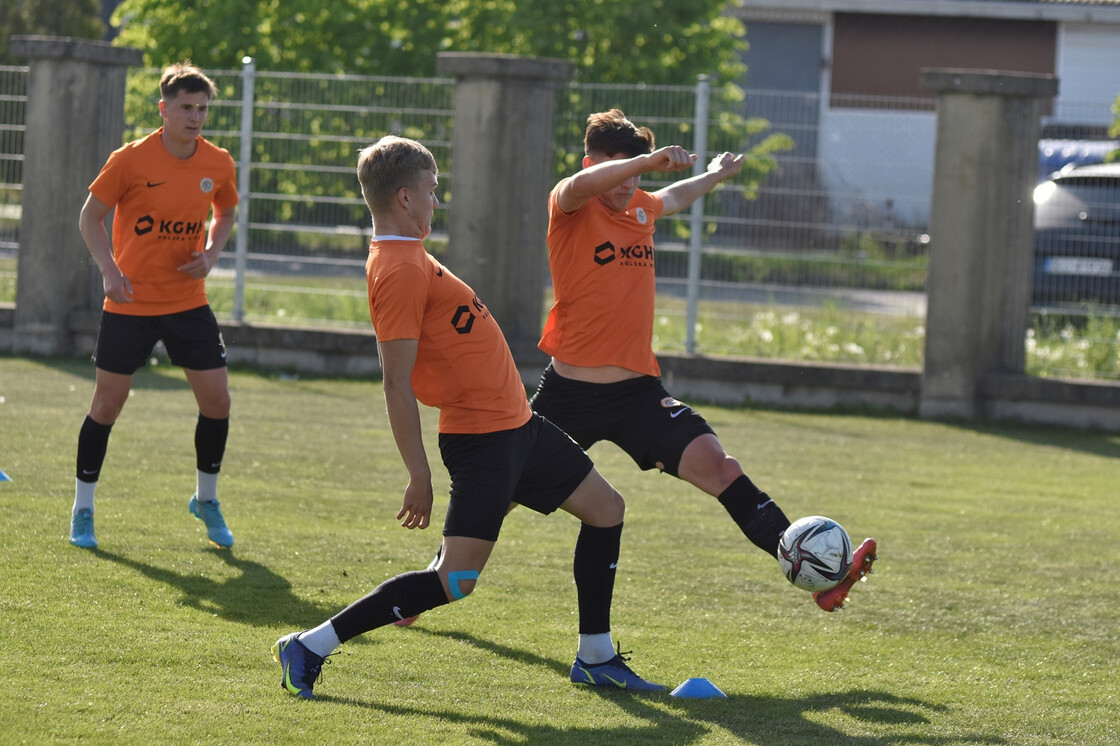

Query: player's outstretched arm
656;152;745;216
556;146;698;213
378;338;434;530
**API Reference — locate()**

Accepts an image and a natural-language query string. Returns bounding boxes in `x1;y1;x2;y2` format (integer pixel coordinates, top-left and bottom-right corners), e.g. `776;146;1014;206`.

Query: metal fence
2;63;1117;379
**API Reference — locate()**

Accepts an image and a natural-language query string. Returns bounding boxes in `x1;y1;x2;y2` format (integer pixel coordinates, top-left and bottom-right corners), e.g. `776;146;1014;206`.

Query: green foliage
112;0;746;85
3;357;1120;744
0;0;104;64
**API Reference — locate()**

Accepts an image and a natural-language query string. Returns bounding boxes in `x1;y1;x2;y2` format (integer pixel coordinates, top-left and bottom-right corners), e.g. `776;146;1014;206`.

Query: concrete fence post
919;68;1058;421
9;36;142;355
435;52;574;360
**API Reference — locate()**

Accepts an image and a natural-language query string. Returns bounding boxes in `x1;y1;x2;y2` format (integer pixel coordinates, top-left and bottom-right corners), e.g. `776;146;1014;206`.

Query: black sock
76;415;113;483
573;522;622;635
717;475;791;558
195;414;229;474
329;569;449;643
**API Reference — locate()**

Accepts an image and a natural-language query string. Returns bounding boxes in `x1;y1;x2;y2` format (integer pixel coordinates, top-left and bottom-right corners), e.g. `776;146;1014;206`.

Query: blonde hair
357;136;438;214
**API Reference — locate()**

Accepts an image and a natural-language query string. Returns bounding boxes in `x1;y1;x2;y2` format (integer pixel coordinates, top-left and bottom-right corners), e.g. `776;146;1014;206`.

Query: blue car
1032;162;1120;308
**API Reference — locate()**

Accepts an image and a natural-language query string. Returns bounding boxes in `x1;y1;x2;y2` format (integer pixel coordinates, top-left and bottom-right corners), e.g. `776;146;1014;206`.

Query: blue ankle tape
448;570;479;600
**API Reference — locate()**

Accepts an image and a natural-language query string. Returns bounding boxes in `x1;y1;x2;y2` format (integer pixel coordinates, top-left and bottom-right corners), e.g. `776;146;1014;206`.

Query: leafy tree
111;0;746;86
112;0;791;253
1;0;105;64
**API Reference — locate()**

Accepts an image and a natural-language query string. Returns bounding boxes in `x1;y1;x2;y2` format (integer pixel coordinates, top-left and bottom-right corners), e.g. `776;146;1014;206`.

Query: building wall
1054;23;1120;130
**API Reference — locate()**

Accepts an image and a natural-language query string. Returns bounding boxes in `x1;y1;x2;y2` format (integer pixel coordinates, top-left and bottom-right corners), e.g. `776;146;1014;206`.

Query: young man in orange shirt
531;110;876;612
271;136;662;699
70;62;238;550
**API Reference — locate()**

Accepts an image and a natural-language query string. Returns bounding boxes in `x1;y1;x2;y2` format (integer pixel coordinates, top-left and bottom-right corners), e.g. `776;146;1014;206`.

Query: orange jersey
89;129;238;316
540;181;664;376
366;239;532;434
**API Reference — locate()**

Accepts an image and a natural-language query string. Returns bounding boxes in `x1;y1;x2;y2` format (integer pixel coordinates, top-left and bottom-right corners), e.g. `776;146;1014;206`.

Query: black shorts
438;413;594;542
93;306;227;375
530;365;714;476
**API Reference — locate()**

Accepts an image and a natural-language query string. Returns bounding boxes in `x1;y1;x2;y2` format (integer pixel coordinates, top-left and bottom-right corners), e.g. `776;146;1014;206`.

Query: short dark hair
584;109;655;159
160;61;217;100
357;136;438;214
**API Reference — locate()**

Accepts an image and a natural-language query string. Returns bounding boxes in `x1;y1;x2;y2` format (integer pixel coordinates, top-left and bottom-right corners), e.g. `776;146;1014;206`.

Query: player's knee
444;569;481;602
202;389;232;418
592;485;625;526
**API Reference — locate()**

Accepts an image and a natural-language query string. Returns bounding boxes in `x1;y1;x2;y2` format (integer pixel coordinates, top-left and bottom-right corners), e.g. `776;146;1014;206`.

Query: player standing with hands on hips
529;109;876;611
68;62;238;550
271;136;663;699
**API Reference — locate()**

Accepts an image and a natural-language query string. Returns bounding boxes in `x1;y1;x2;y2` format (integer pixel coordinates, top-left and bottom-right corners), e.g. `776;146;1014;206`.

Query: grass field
2;356;1118;745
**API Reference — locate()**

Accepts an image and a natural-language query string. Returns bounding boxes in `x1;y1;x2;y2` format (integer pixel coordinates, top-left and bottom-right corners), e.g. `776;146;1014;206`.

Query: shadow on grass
312;627;1002;746
90;546;337;629
28;355;194;392
964;420;1120;461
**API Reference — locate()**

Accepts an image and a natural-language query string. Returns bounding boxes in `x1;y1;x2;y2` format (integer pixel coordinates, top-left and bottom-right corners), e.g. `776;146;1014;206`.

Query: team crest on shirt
634;207;648;224
199;177;214;193
660;396;684;409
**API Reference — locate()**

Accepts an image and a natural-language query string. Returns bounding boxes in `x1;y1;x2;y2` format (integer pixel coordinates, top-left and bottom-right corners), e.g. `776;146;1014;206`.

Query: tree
111;0;746;86
1;0;104;64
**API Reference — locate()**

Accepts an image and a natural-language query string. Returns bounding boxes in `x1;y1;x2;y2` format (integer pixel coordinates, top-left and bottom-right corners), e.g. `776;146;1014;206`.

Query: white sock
578;633;615;665
195;470;219;502
74;479;96;513
298;621;341;658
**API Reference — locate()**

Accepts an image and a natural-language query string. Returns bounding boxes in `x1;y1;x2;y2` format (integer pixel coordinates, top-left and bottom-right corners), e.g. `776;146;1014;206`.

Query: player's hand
177;250;215;279
396;478;433;530
103;270;133;304
646;145;697;174
707;152;746;180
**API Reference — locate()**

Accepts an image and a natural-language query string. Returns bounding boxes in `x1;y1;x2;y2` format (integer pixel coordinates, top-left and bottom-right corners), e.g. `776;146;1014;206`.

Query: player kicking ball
271;136;662;699
531;109;877;612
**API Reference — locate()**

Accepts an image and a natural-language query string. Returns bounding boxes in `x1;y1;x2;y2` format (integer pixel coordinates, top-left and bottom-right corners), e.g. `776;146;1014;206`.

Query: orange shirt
540;181;665;376
88;129;238;316
366;238;532;434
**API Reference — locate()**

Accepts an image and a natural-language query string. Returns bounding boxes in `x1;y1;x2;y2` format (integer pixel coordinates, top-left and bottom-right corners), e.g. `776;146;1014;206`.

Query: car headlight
1033;180;1057;205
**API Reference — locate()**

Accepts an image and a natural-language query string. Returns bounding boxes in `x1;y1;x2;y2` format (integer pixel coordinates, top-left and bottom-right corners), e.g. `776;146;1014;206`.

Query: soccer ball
777;516;853;592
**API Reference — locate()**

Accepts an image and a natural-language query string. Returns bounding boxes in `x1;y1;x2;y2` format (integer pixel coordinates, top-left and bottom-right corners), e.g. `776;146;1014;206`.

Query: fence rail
1;62;1117;380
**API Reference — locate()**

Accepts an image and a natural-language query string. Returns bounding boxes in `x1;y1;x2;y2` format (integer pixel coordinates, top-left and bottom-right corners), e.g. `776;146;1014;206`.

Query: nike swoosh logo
436;267;444;277
601;674;627;688
609;562;617;569
757;498;774;510
81;469;98;476
277;641;301;694
146;181;166;188
392;606;404;620
669;408;688;418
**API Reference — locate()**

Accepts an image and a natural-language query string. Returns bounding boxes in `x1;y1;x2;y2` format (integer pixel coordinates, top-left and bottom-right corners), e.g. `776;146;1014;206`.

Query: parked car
1032;162;1120;308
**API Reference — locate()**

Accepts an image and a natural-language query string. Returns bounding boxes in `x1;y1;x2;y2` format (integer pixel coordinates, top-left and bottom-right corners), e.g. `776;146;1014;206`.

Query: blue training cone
0;469;11;483
670;677;727;698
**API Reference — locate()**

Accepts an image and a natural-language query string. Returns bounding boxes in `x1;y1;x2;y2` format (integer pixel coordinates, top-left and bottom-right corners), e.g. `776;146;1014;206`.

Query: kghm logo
134;214;205;239
200;177;214;193
594;241;615;265
451;296;486;335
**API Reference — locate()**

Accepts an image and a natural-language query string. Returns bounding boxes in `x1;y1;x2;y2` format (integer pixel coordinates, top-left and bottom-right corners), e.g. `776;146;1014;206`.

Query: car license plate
1044;257;1113;276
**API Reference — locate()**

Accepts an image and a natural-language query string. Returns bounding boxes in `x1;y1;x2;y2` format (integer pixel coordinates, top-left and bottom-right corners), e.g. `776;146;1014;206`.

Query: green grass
2;355;1119;745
